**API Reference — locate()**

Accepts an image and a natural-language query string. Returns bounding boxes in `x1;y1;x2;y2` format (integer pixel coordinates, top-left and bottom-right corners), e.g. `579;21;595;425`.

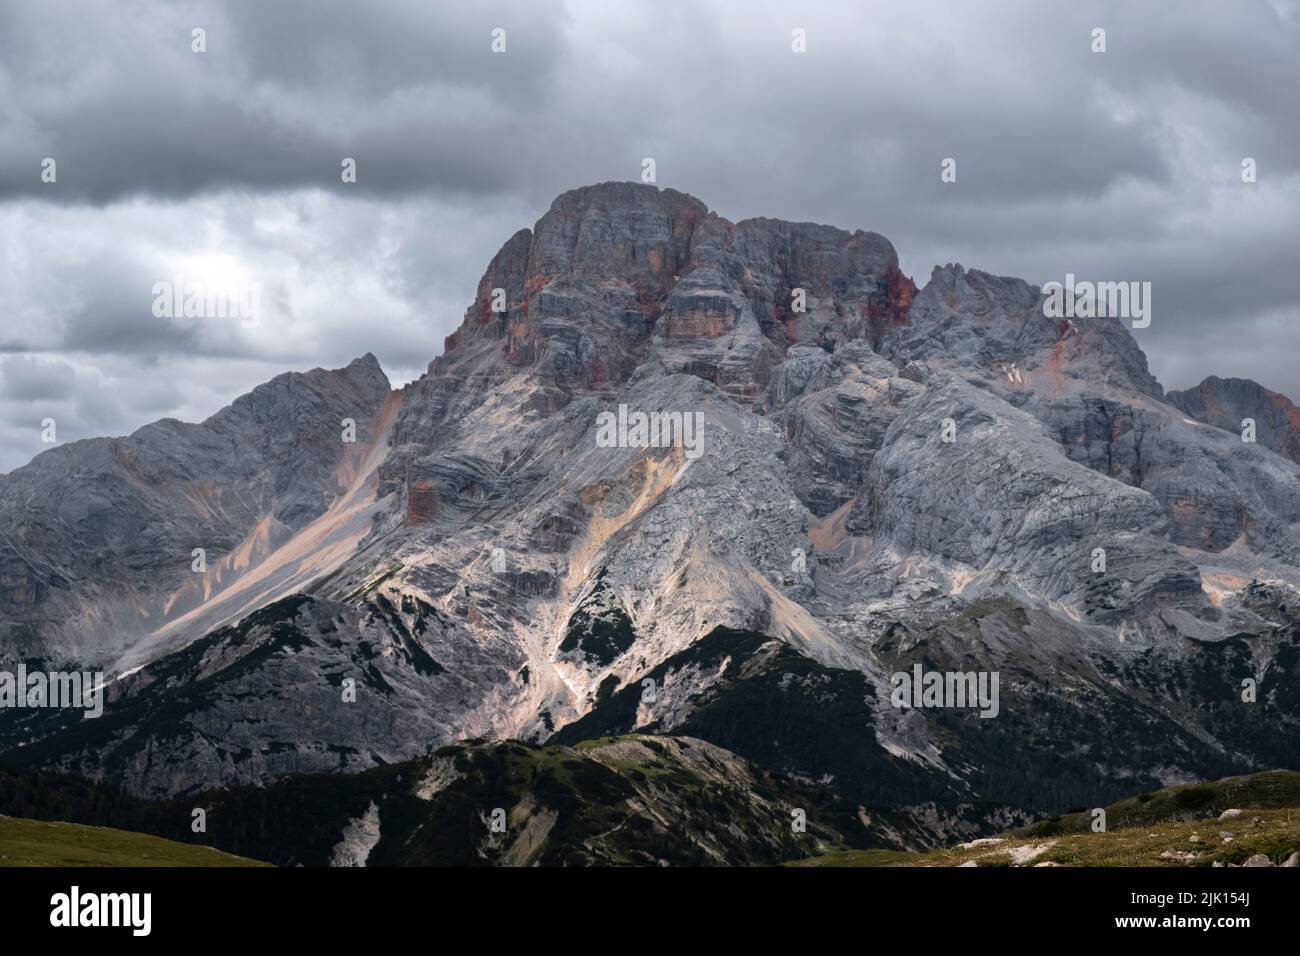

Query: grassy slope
1019;769;1300;835
792;770;1300;867
0;816;269;867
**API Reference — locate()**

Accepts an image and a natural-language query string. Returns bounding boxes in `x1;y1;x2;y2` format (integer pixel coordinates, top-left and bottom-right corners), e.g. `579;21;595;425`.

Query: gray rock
0;355;392;665
1169;376;1300;465
5;181;1300;812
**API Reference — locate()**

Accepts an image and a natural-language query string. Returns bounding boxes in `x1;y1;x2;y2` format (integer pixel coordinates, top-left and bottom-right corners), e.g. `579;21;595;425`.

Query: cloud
0;0;569;204
0;354;78;401
0;0;1296;472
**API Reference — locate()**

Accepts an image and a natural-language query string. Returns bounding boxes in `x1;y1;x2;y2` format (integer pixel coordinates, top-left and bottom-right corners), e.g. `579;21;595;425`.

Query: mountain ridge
3;181;1300;819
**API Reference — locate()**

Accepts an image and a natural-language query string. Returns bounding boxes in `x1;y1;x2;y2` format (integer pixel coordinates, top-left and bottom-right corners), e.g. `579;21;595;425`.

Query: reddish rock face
1169;376;1300;466
426;182;913;406
659;300;739;339
884;266;918;326
407;479;439;524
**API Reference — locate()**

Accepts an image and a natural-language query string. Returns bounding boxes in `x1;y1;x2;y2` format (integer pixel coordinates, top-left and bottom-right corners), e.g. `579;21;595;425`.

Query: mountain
5;763;1294;868
0;354;395;665
1168;375;1300;465
2;181;1299;833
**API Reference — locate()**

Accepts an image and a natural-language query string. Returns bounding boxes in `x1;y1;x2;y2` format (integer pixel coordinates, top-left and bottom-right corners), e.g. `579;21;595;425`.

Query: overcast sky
1;0;1297;472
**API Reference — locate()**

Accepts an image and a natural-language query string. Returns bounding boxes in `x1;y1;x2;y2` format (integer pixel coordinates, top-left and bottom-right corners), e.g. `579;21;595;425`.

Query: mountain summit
3;182;1299;815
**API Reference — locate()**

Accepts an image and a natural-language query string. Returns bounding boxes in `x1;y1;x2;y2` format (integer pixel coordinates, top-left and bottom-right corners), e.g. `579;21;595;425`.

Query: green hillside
0;816;269;867
793;770;1300;867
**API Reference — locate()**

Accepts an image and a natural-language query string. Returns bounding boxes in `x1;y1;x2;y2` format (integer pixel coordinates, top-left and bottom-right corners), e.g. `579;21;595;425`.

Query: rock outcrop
0;355;393;664
1168;375;1300;465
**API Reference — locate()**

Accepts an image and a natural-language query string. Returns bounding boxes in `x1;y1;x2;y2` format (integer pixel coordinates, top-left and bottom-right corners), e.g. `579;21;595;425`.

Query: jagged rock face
406;181;914;455
873;265;1300;563
436;184;709;407
1031;393;1300;559
0;356;394;664
774;344;922;518
879;263;1162;398
860;371;1207;620
1169;376;1300;465
6;181;1300;814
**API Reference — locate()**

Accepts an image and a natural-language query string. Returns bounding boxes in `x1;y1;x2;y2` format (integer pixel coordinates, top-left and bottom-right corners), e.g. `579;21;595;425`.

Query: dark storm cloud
0;0;1213;208
0;0;567;203
0;0;1297;473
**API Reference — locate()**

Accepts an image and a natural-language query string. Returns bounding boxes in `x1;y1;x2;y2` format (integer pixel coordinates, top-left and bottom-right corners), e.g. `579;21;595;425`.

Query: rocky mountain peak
1168;375;1300;465
5;184;1300;813
432;181;915;422
0;356;395;663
